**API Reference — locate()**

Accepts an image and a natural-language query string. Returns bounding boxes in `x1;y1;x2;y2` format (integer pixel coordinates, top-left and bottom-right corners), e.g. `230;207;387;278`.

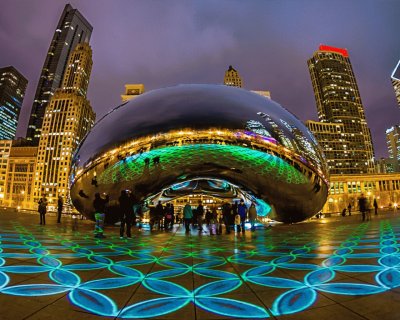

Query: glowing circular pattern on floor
1;218;400;318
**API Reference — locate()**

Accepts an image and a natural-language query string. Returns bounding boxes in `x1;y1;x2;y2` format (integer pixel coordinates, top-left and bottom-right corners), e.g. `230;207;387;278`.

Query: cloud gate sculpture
70;84;328;223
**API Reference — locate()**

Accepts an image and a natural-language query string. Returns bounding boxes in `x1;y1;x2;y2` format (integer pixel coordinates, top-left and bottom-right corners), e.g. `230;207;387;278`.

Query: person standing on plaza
119;190;134;239
238;199;247;233
358;194;367;222
57;196;63;223
196;200;204;231
248;202;257;231
164;203;174;230
155;201;164;230
183;202;193;234
373;199;378;215
347;203;352;216
38;194;48;225
222;202;232;234
93;192;109;238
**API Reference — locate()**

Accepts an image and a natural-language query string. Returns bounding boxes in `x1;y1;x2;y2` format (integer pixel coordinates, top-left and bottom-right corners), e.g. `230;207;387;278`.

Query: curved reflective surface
70;84;328;223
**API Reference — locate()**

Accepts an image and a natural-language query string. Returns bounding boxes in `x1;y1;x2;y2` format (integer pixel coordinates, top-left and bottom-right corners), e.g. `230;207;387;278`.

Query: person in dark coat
196;201;204;231
222;202;232;234
164;203;174;230
373;199;378;215
57;196;63;223
347;203;352;216
155;201;164;230
358;194;367;222
119;190;135;238
38;195;48;225
93;192;109;238
237;199;247;233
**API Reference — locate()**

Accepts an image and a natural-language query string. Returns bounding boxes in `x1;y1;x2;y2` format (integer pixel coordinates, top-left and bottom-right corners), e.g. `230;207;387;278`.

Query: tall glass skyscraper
0;66;28;140
391;60;400;107
307;45;375;174
26;4;92;144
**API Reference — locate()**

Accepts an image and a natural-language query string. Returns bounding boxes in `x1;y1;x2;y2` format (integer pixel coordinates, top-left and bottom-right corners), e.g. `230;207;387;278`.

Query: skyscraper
386;125;400;172
26;4;92;144
391;60;400;107
35;43;95;207
224;65;243;88
0;66;28;139
307;45;375;174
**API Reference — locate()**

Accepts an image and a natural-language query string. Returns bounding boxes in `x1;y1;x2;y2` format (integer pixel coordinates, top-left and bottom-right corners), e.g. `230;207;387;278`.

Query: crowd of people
88;190;260;238
36;189;261;238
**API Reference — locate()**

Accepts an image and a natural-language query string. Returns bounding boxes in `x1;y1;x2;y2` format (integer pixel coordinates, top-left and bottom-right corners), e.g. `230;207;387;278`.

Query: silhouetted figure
347;203;352;216
238;199;247;233
248;202;257;231
119;190;135;239
153;156;161;166
196;201;204;231
222;202;232;234
341;208;346;217
205;209;213;226
38;195;48;225
164;203;174;230
183;202;193;233
373;199;378;215
358;194;367;222
154;201;164;230
57;196;63;223
93;193;109;238
91;177;98;187
144;158;150;166
79;190;89;198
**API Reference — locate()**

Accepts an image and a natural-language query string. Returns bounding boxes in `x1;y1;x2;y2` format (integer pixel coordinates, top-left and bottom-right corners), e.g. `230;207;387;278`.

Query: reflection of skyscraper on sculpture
35;43;95;208
121;84;145;102
307;45;375;174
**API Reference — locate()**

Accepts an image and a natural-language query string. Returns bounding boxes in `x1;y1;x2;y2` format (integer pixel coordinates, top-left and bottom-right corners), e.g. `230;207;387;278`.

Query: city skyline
1;0;399;158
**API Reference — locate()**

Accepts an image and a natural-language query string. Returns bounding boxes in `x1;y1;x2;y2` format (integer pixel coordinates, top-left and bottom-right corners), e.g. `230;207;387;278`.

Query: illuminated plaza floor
1;209;400;319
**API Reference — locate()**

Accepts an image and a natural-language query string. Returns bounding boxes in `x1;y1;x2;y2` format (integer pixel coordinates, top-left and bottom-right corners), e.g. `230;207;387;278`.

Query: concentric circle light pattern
1;218;399;318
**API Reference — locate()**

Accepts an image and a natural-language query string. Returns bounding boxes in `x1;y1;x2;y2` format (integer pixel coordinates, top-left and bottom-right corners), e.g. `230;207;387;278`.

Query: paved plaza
0;209;400;319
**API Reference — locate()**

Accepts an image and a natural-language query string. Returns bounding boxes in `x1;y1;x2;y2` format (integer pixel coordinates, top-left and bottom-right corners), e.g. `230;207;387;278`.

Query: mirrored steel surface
70;84;328;223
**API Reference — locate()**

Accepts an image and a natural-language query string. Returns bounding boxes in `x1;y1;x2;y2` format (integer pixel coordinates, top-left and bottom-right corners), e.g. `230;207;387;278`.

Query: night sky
1;0;399;158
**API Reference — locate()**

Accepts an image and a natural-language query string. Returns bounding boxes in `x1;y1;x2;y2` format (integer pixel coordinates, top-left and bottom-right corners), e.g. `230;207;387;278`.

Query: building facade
224;65;243;88
391;60;400;107
0;140;12;206
26;4;92;144
121;84;145;102
4;143;37;210
323;173;400;214
35;43;95;209
0;66;28;139
307;45;375;174
386;125;400;172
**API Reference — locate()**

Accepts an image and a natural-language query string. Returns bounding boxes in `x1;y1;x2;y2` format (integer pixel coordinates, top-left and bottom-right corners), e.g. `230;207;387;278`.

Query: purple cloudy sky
1;0;399;158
